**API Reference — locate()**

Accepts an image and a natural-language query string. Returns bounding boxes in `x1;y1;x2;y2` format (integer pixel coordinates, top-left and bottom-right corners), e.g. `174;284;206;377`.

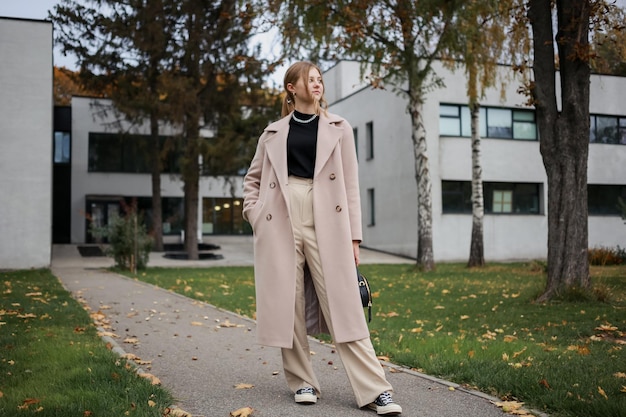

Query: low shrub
90;199;152;272
588;246;624;266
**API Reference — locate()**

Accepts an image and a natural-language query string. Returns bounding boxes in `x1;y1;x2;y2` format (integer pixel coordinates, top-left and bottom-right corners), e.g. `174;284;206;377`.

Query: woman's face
290;67;324;105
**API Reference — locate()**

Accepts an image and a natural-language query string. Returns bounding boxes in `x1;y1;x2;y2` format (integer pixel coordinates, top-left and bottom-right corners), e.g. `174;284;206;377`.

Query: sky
0;0;285;85
0;0;77;68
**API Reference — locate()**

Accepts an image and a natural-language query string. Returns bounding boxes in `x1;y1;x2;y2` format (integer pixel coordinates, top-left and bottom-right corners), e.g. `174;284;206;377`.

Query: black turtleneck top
287;110;319;178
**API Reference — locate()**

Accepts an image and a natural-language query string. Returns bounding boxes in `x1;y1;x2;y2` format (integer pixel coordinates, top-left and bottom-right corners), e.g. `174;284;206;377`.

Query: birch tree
444;1;524;267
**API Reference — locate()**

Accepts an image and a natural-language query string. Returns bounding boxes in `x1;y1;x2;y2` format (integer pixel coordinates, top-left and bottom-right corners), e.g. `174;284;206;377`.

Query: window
442;181;541;214
202;198;248;234
366;122;374;160
590;115;626;145
486;108;512;138
439;104;537;140
353;127;358;159
439;105;462;136
88;133;179;173
588;184;626;215
367;188;375;226
441;181;472;212
512;110;537;140
53;131;71;164
492;190;513;213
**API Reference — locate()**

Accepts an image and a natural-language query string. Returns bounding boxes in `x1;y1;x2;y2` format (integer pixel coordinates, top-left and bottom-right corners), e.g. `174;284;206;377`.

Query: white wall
70;97;244;243
0;18;53;269
327;61;626;262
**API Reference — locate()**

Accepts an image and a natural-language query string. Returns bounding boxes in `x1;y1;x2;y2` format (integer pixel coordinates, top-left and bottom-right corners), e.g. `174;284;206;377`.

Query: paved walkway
51;237;509;417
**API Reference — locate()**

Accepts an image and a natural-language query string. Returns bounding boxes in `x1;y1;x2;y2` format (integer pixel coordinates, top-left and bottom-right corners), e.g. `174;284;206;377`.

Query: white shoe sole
367;402;402;415
295;392;317;404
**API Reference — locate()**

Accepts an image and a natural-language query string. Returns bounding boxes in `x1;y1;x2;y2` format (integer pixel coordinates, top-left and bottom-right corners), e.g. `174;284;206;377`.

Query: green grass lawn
127;262;626;417
0;269;174;417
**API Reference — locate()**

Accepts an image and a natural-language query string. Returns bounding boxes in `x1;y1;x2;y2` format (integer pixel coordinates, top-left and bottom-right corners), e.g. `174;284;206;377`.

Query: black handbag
357;268;372;322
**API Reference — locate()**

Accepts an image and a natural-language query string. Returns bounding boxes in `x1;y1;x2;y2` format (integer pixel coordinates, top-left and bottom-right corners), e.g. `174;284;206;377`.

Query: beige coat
242;112;370;348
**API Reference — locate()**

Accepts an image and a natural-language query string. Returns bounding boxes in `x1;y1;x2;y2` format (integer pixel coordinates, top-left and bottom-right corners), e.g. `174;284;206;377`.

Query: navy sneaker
294;386;317;404
367;391;402;415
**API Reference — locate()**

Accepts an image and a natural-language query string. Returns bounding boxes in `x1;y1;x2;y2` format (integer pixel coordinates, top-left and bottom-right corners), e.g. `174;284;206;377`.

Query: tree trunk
529;0;590;302
468;101;485;267
409;93;435;271
150;112;164;251
183;117;200;260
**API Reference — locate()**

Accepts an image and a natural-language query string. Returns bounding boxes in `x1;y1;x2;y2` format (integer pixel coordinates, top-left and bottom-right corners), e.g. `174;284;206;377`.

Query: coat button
335;205;342;212
329;173;336;180
266;214;272;221
269;182;276;188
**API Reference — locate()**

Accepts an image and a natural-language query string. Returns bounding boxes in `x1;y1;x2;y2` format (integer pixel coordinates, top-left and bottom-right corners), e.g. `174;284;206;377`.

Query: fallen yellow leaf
234;383;254;389
164;407;192;416
614;372;626;379
230;406;254;417
598;386;608;400
98;331;119;338
512;347;527;358
139;373;161;385
595;324;618;332
219;319;245;328
493;400;524;413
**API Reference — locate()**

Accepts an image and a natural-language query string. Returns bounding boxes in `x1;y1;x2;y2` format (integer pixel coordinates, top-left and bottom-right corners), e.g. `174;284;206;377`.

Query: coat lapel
315;113;342;177
263;116;290;208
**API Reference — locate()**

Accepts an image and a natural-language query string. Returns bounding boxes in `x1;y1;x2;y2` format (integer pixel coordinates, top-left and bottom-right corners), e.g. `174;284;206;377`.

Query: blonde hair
281;61;329;118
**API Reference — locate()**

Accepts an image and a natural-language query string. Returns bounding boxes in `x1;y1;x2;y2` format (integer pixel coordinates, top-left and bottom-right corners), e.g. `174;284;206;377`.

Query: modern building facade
65;97;247;245
2;15;624;265
0;17;53;269
326;61;626;261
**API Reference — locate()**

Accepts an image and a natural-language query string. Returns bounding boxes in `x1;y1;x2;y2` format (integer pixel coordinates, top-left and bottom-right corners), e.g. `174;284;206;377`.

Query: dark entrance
52;106;72;243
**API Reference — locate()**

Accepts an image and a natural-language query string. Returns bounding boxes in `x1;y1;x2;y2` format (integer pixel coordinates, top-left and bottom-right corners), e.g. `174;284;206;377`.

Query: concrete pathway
51;237;511;417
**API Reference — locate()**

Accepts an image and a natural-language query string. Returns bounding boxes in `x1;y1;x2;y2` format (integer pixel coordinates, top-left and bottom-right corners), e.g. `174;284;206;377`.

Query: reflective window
366;122;374;160
588;184;626;215
367;188;375;226
595;116;619;144
440;104;536;140
442;181;541;214
54;132;71;164
590;115;626;145
202;198;248;235
88;133;179;173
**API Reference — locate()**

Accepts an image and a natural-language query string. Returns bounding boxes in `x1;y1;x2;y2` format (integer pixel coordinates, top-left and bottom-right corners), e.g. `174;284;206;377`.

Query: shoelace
297;387;315;394
375;391;394;406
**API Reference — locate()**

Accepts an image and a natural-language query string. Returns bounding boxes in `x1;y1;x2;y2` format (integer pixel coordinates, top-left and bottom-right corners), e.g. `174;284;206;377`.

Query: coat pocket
245;201;264;229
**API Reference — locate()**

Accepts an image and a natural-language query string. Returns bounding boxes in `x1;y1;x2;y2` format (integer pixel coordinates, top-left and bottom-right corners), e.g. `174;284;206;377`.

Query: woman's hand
353;241;360;266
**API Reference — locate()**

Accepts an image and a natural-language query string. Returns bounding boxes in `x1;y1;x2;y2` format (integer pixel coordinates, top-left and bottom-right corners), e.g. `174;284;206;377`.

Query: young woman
242;61;402;415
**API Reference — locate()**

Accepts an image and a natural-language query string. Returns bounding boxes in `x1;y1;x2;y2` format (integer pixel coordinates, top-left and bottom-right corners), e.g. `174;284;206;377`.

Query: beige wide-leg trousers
282;176;393;408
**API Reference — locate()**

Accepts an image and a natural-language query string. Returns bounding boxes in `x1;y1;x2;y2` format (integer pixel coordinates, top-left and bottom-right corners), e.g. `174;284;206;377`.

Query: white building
2;15;624;264
0;17;53;269
326;60;626;261
64;97;247;245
